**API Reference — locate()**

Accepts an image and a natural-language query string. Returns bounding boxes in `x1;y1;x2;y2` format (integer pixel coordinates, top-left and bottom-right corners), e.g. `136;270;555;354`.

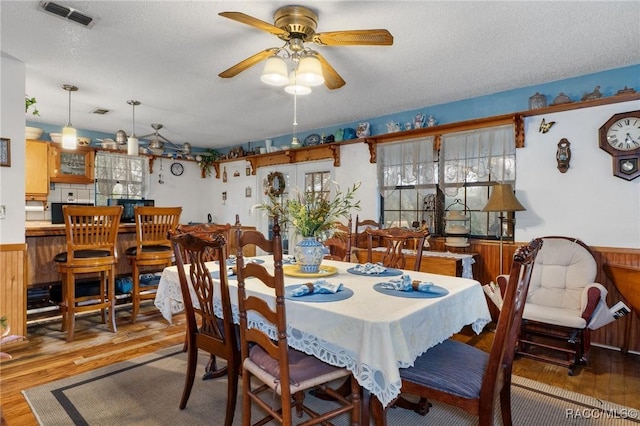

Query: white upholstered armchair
497;236;606;375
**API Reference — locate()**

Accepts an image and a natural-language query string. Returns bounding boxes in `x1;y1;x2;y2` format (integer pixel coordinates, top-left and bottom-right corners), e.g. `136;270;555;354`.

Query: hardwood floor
1;303;639;425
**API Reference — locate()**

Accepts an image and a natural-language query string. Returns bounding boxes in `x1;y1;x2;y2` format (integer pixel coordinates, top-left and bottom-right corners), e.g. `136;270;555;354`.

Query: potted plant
258;182;361;273
197;149;220;178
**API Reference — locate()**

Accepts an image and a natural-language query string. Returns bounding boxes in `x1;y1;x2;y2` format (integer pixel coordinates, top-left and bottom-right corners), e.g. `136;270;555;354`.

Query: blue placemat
372;283;449;298
284;285;354;302
347;267;403;277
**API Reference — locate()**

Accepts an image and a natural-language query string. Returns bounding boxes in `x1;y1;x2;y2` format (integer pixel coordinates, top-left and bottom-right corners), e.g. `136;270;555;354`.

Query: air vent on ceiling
92;108;111;115
38;1;96;28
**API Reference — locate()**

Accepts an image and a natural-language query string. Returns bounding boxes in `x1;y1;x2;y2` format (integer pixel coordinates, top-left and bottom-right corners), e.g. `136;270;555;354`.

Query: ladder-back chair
234;214;361;426
372;238;543;426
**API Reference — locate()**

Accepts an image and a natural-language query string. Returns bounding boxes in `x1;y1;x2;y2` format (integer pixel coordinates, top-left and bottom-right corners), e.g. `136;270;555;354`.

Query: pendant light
127;100;140;156
61;84;78;149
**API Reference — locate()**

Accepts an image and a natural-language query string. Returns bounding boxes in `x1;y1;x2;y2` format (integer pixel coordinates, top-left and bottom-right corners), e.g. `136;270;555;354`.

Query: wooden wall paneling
0;244;28;345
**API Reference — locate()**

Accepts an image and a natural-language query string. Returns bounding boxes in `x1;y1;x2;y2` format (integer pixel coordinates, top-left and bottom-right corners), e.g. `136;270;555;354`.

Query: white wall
0;54;26;244
517;100;640;248
209;102;640;250
145;159;216;224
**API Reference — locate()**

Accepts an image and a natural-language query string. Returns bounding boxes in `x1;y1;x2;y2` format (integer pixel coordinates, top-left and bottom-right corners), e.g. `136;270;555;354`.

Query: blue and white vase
294;237;324;273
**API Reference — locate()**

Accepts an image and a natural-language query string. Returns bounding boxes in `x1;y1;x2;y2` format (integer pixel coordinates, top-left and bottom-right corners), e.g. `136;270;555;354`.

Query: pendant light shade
261;55;289;86
127;100;140;156
296;55;324;87
61;84;78;150
284;71;311;95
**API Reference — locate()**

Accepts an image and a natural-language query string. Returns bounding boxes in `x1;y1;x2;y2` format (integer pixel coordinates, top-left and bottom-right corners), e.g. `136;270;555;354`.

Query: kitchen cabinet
49;143;95;184
25;139;49;202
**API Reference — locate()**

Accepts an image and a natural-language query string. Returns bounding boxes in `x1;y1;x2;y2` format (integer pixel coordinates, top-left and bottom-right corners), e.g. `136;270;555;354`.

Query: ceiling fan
138;123;192;156
218;5;393;90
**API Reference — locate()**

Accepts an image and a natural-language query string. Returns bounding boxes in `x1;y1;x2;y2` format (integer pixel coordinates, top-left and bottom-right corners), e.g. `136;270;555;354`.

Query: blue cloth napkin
291;279;344;297
379;274;434;292
351;262;387;274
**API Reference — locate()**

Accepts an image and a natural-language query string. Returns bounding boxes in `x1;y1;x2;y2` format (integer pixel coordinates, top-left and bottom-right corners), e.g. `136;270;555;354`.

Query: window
304;171;331;201
378;137;437;229
378;125;516;239
94;152;148;205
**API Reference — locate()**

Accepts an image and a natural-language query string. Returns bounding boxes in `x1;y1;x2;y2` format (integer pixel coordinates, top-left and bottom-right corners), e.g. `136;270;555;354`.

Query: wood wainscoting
429;237;640;353
0;243;28;345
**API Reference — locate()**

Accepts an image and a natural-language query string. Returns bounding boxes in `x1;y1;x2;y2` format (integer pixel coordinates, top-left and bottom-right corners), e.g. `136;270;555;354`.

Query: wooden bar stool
53;205;123;342
126;206;182;323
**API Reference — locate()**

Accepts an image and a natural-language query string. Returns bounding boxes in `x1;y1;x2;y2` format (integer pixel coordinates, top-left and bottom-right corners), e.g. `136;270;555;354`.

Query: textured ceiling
2;1;639;149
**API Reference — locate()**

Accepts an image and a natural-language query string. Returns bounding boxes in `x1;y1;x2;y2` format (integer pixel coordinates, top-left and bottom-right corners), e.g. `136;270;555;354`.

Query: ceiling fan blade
315;53;346;90
313;29;393;46
219;11;289;38
219;48;277;79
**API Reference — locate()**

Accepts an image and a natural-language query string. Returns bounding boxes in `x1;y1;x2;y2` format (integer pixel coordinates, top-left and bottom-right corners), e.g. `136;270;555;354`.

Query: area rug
23;346;639;425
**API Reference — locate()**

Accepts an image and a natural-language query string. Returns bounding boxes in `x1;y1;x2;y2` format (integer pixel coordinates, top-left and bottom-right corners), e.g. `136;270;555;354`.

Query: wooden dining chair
53;205;123;342
126;206;182;323
354;215;380;248
366;227;430;271
174;223;231;263
371;238;543;426
234;214;361;426
603;264;640;354
323;217;353;262
170;231;239;426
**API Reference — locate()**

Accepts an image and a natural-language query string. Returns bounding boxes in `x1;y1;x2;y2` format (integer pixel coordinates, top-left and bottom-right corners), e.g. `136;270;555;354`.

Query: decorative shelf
213;143;342;178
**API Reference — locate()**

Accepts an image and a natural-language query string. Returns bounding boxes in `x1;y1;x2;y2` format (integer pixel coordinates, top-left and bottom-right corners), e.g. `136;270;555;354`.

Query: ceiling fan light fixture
296;55;324;86
284;71;311;95
260;55;289;86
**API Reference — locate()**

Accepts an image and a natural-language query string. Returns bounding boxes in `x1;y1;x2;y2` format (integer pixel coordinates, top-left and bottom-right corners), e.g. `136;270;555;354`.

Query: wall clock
598;110;640;181
170;162;184;176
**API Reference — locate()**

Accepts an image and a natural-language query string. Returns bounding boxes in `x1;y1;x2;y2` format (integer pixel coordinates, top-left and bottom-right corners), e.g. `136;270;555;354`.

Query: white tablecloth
154;257;491;407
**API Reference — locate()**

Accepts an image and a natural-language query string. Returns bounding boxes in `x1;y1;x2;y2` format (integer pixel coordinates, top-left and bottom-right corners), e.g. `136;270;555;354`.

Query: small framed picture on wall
245;186;252;198
0;138;10;167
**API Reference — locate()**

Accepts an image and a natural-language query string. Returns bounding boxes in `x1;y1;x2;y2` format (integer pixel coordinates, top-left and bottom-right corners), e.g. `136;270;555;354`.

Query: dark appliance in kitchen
51;202;94;224
107;198;155;223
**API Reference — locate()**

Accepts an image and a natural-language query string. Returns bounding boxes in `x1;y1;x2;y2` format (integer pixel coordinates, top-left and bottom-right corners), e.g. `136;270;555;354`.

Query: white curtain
377;136;436;197
441;125;515;196
94;152;148;205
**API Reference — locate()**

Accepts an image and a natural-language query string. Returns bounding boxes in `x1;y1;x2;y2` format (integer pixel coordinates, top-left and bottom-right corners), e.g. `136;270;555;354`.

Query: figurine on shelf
356;122;370;138
581;85;602;101
427;116;437;127
386;122;401;133
414;112;426;129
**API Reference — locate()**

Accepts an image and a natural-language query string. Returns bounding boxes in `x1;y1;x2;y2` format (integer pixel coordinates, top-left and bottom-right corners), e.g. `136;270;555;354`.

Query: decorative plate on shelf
303;133;322;146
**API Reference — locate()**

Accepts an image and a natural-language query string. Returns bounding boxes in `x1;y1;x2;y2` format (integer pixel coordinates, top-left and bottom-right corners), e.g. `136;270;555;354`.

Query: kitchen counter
25;221;136;237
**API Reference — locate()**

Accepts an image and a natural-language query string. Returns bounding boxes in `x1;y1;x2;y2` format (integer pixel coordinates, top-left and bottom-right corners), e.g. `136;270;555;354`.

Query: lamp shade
284;71;311;95
260;55;289;86
61;125;77;149
127;136;139;156
482;183;526;212
296;56;324;87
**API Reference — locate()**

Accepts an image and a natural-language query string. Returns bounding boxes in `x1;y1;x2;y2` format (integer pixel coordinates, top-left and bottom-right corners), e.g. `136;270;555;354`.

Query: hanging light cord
66;89;72;127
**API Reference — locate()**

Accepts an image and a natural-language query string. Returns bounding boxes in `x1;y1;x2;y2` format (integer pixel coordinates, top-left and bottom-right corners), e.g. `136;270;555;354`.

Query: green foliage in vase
198;149;220;176
259;182;361;237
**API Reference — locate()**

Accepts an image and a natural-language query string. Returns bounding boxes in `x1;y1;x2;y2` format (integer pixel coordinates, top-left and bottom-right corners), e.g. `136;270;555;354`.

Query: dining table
154;256;491;408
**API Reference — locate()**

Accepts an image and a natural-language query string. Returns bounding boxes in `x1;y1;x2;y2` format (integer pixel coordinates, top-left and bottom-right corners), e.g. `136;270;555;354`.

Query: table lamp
482;183;526;274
